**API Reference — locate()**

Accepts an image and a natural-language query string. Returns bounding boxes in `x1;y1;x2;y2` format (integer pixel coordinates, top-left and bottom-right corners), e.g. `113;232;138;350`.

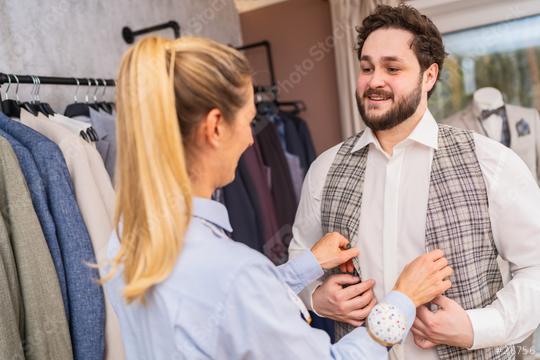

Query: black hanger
19;76;41;116
255;86;279;116
277;100;307;115
34;76;56;116
88;79;101;112
64;78;91;117
1;74;21;118
256;100;279;117
86;127;99;142
79;130;90;142
96;79;113;114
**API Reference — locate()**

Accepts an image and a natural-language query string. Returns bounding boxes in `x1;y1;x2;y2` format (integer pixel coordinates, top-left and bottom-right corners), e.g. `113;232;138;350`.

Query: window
429;14;540;121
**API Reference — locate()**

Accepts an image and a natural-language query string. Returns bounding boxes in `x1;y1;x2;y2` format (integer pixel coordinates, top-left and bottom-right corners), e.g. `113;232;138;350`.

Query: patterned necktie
480;105;511;147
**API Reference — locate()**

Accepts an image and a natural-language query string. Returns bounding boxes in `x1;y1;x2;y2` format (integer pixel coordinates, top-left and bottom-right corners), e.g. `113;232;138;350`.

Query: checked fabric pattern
321;125;515;359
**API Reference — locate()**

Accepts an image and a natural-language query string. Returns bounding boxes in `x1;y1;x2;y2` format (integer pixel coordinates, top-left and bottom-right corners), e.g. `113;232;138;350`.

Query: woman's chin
219;172;237;189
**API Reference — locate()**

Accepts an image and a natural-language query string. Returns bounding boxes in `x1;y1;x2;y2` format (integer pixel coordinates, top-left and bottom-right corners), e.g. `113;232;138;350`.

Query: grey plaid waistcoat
321;125;515;359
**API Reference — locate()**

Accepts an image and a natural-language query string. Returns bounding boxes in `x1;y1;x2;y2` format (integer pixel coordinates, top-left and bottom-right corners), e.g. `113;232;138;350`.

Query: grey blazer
442;103;540;184
0;136;72;359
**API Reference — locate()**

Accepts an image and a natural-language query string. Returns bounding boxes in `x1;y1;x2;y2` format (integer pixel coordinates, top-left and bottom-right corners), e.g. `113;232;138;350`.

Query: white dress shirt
289;109;540;359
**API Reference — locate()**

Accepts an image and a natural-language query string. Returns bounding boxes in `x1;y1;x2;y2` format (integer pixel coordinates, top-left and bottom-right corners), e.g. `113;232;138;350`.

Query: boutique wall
0;0;242;110
240;0;343;154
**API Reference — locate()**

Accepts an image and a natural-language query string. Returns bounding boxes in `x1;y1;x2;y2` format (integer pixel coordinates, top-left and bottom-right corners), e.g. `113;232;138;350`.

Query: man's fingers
416;305;435;323
341;279;374;299
337;234;350;247
347;298;377;321
338;260;354;273
344;289;374;311
440;279;452;293
331;274;361;286
411;327;428;339
431;295;452;309
438;266;453;279
412;317;429;334
338;248;359;264
413;334;437;349
427;249;444;261
434;256;448;270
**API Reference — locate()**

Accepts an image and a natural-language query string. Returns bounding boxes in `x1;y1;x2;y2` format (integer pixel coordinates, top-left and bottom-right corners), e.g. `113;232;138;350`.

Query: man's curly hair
356;4;447;98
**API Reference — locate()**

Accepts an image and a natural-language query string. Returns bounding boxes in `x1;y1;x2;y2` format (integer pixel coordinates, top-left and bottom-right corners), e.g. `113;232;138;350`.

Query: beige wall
239;0;342;154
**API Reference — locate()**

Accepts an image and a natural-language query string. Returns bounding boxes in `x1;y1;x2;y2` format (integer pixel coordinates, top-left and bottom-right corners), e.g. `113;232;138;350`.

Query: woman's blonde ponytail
107;37;192;303
102;36;251;303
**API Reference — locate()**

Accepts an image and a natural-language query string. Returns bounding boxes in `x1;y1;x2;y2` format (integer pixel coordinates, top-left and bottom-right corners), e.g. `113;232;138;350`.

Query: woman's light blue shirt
105;197;414;359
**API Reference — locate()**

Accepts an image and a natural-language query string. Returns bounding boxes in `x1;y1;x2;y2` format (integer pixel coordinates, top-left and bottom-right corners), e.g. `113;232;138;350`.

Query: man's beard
356;78;422;132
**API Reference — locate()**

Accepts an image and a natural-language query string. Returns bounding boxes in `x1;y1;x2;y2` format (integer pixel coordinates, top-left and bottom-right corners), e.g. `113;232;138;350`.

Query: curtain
329;0;399;139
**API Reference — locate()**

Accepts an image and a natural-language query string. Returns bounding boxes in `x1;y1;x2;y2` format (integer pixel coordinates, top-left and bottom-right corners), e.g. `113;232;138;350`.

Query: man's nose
366;68;386;89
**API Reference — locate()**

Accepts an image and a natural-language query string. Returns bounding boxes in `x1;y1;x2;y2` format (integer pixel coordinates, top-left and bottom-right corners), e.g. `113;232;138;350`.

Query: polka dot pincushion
367;303;407;345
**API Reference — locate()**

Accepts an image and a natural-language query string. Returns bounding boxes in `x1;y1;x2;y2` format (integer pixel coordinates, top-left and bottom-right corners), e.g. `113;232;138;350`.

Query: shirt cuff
381;291;416;330
466;307;505;349
366;291;416;346
310;282;324;316
288;250;324;290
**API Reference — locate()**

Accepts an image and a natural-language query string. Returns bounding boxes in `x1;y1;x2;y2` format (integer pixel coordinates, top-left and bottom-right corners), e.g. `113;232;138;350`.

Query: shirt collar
192;197;233;233
351;109;439;153
407;109;439;150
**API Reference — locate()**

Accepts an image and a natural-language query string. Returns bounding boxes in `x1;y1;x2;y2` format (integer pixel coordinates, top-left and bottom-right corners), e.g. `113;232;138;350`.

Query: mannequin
442;87;540;184
472;87;507;144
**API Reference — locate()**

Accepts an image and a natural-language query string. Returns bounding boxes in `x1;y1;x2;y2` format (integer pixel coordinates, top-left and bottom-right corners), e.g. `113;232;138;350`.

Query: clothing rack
122;20;181;44
238;42;307;113
237;40;277;88
0;73;115;86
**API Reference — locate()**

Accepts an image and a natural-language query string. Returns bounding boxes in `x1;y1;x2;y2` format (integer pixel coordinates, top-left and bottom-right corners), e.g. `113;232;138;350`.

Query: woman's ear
199;108;225;148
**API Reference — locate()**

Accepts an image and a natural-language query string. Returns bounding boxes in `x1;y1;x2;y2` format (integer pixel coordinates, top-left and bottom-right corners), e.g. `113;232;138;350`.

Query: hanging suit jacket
22;112;116;257
0;112;105;360
242;142;285;264
223;157;265;253
293;114;317;166
89;108;117;181
0;128;68;313
0;136;72;359
281;112;309;172
442;103;540;184
21;111;123;360
0;211;24;359
254;117;297;249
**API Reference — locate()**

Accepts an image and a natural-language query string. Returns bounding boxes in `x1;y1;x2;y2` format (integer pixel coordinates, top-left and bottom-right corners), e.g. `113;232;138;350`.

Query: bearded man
289;4;540;359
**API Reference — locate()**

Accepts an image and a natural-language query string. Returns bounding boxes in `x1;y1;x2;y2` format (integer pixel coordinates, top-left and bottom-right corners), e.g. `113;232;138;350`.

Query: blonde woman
102;36;453;359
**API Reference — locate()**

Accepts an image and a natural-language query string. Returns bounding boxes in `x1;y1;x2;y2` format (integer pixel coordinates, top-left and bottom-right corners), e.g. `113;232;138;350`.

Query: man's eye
388;68;399;73
361;68;373;73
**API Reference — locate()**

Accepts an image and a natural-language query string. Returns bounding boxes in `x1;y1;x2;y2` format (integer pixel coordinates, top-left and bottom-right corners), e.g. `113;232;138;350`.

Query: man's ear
423;63;439;94
199;108;224;148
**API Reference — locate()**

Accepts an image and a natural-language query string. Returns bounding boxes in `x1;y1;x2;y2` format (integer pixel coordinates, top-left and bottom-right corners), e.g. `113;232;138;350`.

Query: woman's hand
393;249;453;307
311;232;359;270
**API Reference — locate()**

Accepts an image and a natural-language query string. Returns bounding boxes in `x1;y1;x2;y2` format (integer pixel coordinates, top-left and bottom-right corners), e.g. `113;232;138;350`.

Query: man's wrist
310;284;325;317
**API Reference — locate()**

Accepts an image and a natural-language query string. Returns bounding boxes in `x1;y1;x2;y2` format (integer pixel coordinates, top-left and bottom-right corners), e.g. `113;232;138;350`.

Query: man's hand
393;249;453;307
311;232;359;271
312;274;376;326
411;295;474;349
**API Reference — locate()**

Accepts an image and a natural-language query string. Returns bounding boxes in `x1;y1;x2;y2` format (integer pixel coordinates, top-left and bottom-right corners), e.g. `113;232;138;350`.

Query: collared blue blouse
105;197;414;359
